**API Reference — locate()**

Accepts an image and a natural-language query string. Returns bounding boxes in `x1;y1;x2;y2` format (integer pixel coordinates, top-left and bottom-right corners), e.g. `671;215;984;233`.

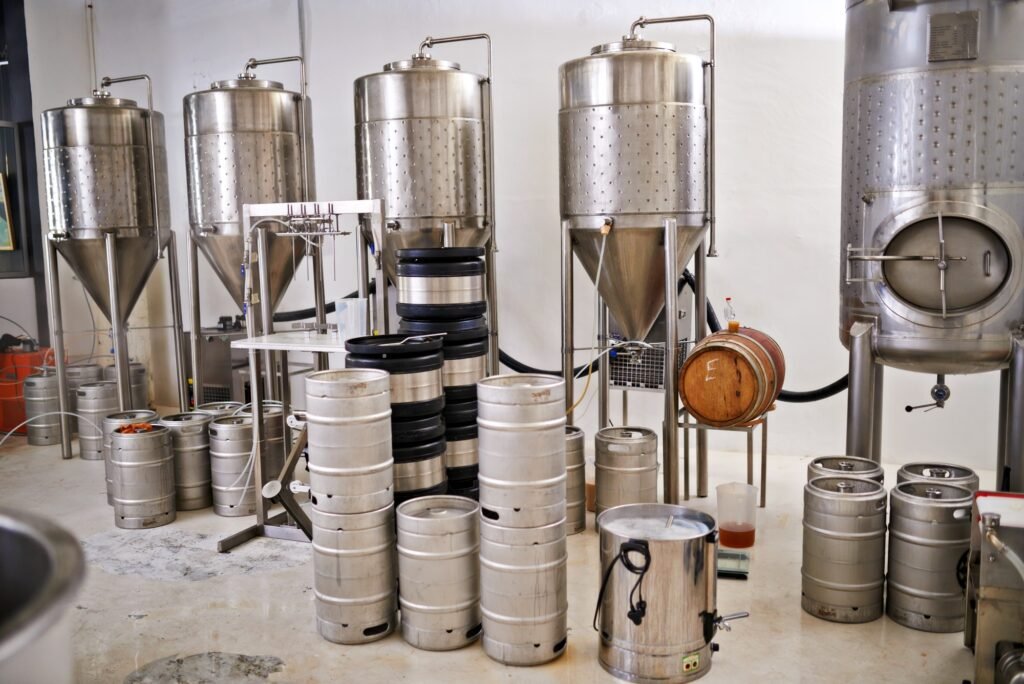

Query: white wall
14;0;1003;473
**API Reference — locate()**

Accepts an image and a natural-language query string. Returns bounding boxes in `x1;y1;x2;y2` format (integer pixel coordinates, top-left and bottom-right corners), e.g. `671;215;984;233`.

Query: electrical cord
593;539;652;630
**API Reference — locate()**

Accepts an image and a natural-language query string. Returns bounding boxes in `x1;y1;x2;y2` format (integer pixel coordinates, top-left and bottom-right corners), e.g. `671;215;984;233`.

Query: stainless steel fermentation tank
841;1;1024;491
41;74;188;459
560;15;716;504
183;56;321;401
354;33;500;373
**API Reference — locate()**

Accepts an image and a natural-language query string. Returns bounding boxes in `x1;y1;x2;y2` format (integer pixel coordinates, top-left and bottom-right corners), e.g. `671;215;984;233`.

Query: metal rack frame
680;409;768;507
217;198;384;553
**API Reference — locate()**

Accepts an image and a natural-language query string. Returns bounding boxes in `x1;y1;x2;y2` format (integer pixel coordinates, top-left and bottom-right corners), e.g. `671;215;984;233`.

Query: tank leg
871;362;884;462
312;236;328;371
845;321;877;462
998;367;1010;490
694;242;709;497
186;230;202;407
43;235;72;459
598;301;610;429
663;218;681;505
104;233;132;410
165;232;188;411
1005;336;1024;492
486;239;500;376
561;220;575;423
255;226;277;400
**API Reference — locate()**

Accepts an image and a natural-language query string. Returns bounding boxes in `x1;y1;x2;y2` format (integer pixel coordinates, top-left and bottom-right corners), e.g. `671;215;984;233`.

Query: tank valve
905;375;950;413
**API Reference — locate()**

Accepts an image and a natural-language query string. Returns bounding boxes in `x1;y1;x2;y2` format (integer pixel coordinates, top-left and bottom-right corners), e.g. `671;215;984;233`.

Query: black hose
277;274;849;402
272;281;376;323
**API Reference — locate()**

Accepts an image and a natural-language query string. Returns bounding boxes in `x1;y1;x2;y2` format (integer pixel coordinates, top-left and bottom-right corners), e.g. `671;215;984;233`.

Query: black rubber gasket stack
346;334;448;503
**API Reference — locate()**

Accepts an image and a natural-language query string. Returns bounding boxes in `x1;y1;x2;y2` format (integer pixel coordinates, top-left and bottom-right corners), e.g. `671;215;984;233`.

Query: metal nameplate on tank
927;11;979;62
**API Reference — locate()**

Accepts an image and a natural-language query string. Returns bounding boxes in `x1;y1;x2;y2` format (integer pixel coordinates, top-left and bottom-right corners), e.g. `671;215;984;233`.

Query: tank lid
210;78;285;90
384;53;461;72
591;37;676;55
66;90;138;108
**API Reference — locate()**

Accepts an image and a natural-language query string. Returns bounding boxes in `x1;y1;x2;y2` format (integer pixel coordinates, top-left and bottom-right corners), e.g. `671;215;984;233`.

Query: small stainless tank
64;363;102;432
312;503;397;644
477;374;566;528
596;504;720;683
110;424;175;529
305;369;394;514
807;455;884;484
102;362;147;410
802;477;887;623
102;410;158;505
595;426;659;516
886;481;973;632
41;92;170;323
397;496;481;651
184;75;312;312
897;462;980;492
23;372;59;446
76;381;118;460
160;412;214;511
479;517;568;666
565;426;586;535
208;416;256;517
355;53;491;268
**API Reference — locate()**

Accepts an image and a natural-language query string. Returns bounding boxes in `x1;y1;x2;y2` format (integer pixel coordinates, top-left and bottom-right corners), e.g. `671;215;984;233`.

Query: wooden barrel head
679;331;778;427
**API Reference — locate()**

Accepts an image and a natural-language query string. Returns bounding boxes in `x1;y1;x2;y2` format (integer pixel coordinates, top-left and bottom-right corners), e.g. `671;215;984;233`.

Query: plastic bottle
724;297;740;332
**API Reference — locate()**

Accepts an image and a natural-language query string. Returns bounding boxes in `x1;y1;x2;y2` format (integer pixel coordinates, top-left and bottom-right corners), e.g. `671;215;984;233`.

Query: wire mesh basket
607;339;689;391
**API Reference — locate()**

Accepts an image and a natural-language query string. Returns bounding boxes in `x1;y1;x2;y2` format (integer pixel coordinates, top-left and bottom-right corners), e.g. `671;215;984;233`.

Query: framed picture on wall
0;174;13;251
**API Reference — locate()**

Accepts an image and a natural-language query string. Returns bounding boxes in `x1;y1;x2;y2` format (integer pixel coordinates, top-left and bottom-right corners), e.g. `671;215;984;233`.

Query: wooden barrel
679;327;786;427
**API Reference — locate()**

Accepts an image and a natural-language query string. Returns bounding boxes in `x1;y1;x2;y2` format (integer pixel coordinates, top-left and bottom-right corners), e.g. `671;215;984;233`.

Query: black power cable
593;539;652;630
272;271;848;402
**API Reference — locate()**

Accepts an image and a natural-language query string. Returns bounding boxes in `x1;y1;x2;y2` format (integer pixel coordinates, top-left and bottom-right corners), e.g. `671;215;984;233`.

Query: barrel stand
679;408;769;507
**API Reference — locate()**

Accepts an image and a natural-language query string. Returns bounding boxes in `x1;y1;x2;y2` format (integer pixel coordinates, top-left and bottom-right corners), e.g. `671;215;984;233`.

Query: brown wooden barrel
679;327;786;427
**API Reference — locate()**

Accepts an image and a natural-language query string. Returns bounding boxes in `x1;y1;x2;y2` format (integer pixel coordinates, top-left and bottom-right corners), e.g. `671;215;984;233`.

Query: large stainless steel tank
841;0;1024;373
183;76;312;311
354;54;490;267
41;93;170;322
560;32;708;340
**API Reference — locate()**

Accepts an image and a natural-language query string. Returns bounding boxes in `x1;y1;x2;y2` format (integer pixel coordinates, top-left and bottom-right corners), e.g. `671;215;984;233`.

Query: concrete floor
0;435;985;684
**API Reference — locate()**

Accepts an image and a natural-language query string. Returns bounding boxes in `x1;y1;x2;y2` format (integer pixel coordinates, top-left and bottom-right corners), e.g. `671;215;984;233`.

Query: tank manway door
851;215;1010;318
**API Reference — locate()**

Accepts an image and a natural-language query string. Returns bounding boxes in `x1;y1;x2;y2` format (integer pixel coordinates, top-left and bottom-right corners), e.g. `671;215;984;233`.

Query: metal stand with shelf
217;199;385;553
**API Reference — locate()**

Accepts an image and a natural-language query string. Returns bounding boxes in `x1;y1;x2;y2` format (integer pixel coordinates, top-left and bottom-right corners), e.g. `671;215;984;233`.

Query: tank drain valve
905;375;950;413
714;611;750;632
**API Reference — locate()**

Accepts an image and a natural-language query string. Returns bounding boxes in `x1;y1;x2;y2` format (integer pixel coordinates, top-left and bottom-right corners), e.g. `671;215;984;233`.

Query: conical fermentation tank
41;93;170;322
184;76;313;312
354;53;491;274
559;32;709;341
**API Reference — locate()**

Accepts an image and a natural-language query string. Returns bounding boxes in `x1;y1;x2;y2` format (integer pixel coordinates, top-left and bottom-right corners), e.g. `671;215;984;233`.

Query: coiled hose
273;273;848;402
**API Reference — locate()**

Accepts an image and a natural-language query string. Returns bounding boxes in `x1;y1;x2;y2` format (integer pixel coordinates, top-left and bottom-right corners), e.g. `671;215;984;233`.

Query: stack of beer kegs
395;247;489;500
346;334;447;505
